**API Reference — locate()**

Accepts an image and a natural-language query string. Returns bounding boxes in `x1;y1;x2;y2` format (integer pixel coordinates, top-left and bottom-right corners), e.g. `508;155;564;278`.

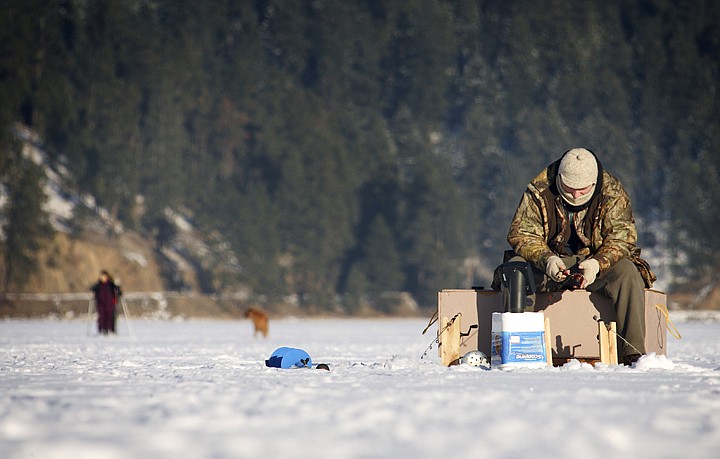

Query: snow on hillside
9;124;239;291
14;123;121;234
1;315;718;459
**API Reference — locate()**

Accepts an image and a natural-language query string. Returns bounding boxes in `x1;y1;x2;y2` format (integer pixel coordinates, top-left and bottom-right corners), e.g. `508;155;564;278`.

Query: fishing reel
564;271;585;290
562;266;586;290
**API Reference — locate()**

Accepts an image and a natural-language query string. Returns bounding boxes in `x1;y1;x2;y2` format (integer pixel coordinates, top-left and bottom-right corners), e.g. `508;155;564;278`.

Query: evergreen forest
1;0;719;310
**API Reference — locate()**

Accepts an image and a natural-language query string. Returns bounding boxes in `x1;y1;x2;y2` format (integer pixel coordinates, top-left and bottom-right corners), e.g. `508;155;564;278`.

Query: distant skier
91;270;122;335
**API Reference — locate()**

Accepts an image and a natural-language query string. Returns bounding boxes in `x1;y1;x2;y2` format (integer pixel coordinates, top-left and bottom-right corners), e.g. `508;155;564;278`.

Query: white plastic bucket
490;312;547;369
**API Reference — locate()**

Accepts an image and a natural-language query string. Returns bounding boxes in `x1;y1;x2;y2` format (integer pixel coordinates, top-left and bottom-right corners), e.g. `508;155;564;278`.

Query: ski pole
120;296;135;338
86;298;95;336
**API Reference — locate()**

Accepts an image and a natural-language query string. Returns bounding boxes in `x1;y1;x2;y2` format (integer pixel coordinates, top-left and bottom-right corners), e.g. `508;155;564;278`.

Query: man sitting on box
501;148;656;366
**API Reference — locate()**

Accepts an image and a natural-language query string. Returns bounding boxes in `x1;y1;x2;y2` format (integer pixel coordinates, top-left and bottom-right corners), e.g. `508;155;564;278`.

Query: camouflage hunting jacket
507;158;640;277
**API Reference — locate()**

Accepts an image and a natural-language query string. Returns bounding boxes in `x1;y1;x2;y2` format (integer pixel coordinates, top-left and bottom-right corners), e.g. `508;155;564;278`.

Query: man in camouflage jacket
505;148;655;365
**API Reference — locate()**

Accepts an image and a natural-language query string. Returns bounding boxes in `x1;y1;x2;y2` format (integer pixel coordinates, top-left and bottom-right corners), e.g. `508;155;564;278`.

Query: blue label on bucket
492;331;546;365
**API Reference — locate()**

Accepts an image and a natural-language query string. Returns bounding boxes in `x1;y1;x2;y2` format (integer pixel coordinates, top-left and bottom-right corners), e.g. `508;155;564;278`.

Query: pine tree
1;152;54;294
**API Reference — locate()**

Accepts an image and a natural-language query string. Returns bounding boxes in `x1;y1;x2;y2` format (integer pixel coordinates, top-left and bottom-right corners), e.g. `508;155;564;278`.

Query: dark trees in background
0;149;53;294
0;0;718;307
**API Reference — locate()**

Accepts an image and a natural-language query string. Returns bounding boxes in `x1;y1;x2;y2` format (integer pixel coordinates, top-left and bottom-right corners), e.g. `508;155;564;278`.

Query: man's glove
579;258;600;286
545;256;568;282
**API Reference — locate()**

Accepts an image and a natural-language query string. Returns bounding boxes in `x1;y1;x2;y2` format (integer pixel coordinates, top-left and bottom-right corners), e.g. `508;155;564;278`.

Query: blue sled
265;347;312;369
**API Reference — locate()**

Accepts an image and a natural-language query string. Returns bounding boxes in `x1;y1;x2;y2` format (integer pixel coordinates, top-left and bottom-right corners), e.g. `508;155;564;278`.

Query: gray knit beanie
558;148;598;189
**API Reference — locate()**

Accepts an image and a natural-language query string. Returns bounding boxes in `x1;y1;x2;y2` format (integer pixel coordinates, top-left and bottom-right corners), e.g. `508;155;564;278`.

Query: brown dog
244;307;269;338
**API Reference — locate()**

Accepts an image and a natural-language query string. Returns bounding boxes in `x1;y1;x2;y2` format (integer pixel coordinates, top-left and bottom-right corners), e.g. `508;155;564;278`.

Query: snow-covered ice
1;315;719;459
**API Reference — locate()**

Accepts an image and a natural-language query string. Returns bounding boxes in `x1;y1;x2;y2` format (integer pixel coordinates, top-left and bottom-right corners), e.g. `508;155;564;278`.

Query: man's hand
546;256;568;282
579;258;600;287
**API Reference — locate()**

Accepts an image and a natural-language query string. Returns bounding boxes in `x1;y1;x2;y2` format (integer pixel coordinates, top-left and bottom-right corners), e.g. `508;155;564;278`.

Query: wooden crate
437;288;668;365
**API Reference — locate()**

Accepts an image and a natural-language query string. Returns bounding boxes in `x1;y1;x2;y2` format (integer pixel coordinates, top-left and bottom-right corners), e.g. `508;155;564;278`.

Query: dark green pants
508;255;646;358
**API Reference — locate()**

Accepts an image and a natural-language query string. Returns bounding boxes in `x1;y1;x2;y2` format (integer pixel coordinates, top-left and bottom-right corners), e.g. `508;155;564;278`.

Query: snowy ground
1;313;719;459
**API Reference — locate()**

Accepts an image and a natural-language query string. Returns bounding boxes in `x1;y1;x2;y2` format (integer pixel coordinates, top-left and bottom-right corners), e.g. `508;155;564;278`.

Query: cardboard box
438;288;668;363
437;289;504;358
